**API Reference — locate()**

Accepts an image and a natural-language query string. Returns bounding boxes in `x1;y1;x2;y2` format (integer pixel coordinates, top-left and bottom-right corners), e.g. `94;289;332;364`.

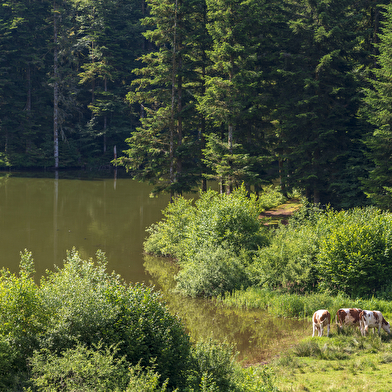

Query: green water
0;171;171;282
0;171;310;363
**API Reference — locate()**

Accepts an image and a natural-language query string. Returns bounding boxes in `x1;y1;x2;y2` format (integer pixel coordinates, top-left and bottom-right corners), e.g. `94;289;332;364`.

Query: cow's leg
327;324;330;337
319;325;323;337
360;322;365;336
312;324;316;337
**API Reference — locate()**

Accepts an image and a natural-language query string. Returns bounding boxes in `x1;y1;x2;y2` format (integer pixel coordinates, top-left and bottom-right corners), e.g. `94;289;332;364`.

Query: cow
336;308;362;333
312;309;331;337
359;310;391;336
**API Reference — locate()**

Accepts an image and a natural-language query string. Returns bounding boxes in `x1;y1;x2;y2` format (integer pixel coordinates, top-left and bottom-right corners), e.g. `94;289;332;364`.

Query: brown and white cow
359;310;391;336
312;309;331;337
336;308;362;332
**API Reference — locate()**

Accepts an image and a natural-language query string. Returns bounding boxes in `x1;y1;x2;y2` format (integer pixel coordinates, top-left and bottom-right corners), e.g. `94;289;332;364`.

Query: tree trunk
103;77;107;153
53;0;59;169
169;0;178;201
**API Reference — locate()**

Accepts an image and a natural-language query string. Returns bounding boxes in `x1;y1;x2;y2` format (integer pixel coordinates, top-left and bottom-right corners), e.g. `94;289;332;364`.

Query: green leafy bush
249;202;329;292
256;185;287;211
144;196;194;258
0;250;47;372
232;366;279;392
0;335;19;390
184;187;268;258
317;207;392;297
249;204;392;298
29;342;129;391
176;246;251;298
187;339;237;391
125;362;171;392
39;248;191;390
144;186;269;297
251;222;319;292
0;249;193;390
0;249;282;391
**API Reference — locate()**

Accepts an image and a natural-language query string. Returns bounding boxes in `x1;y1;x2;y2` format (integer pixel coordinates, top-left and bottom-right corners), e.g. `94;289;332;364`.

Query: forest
2;0;392;209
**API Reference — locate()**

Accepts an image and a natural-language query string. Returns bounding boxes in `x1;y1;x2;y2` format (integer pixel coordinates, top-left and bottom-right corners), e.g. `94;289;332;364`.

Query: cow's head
382;319;391;334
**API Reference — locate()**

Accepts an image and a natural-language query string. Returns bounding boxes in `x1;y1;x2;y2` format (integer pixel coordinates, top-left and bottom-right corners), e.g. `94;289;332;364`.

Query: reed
217;288;392;320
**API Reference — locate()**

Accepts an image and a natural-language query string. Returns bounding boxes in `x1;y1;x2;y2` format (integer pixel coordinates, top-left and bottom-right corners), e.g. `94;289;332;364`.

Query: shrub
39;248;192;390
232;366;280;392
39;249;122;352
184;187;268;258
0;250;47;369
187;339;237;392
145;186;269;263
176;246;251;298
251;222;319;293
144;186;269;298
317;207;392;297
125;362;171;392
0;335;19;390
29;342;129;391
144;196;194;258
256;185;287;211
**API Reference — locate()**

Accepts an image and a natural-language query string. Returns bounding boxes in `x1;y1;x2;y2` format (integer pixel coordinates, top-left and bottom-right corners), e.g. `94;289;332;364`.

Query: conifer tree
198;0;282;194
362;2;392;209
275;0;368;206
73;0;143;158
0;0;52;166
120;0;208;197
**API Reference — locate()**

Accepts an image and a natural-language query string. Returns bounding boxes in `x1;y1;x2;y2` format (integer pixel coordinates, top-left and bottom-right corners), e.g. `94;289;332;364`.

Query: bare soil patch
259;199;301;226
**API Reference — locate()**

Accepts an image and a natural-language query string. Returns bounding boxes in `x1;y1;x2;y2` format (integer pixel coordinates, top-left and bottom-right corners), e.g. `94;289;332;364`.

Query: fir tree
362;2;392;209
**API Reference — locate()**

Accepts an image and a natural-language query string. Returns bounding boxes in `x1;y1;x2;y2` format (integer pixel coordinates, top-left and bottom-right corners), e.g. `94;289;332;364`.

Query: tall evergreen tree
276;0;369;207
0;0;52;167
120;0;208;197
362;2;392;209
73;0;143;160
198;0;276;194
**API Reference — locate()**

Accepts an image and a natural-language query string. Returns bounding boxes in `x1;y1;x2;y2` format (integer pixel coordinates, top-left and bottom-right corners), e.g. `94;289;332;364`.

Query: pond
0;170;310;364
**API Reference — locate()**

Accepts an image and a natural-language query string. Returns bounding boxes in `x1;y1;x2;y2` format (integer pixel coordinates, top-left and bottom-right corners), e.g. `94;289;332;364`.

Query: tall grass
217;287;392;320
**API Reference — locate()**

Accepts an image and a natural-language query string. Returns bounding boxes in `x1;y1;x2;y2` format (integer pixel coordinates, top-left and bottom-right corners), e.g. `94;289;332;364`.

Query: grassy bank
216;287;392;321
216;288;392;390
273;333;392;391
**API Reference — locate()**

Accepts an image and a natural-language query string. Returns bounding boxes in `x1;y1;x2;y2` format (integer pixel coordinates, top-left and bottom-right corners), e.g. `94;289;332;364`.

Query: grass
217;287;392;321
272;331;392;391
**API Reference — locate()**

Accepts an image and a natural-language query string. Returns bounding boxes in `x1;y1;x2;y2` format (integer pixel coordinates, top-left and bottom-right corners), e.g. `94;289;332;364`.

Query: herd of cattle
312;308;391;337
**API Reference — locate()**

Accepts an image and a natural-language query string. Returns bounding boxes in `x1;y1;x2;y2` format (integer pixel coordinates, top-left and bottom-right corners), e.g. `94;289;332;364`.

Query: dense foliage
144;186;270;297
144;188;392;299
0;248;279;391
3;0;392;208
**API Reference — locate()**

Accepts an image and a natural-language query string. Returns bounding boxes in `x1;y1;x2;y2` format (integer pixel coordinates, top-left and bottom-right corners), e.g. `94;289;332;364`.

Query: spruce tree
198;0;268;193
276;0;369;207
362;2;392;209
0;0;52;167
120;0;208;197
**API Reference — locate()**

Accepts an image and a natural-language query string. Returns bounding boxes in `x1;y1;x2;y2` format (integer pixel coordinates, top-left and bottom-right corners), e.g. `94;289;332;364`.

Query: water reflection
144;255;311;364
0;171;171;282
0;171;311;364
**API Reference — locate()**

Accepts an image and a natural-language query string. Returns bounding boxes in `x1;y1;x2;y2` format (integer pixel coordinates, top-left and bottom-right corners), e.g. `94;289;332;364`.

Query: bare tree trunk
103;77;107;153
169;0;178;201
314;188;320;204
226;58;234;195
53;0;59;169
25;64;32;153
